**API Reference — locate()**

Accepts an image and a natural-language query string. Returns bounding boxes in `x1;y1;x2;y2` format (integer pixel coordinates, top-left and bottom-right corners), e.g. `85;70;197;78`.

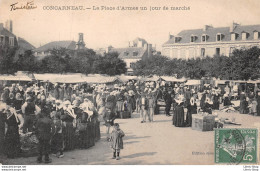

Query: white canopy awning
0;75;32;81
160;76;186;82
185;80;201;85
117;75;138;82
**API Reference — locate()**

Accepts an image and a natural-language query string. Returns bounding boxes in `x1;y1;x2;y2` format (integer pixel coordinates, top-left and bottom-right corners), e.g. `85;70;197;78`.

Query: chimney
144;43;148;50
129;41;134;47
106;46;113;53
230;22;240;32
137;40;143;47
5;20;13;33
0;23;3;30
169;33;174;40
203;25;213;31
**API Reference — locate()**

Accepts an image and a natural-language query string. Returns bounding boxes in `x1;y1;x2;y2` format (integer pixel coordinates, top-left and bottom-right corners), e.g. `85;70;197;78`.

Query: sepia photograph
0;0;260;168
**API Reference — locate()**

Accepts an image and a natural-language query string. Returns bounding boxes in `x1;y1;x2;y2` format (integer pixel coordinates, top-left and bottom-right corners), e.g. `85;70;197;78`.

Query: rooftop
163;24;260;45
34;40;77;52
18;37;35;51
109;47;147;59
0;26;16;38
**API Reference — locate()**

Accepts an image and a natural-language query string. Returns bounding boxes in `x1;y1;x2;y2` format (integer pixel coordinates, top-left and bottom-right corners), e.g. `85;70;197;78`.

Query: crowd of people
0;79;259;163
0;82;100;163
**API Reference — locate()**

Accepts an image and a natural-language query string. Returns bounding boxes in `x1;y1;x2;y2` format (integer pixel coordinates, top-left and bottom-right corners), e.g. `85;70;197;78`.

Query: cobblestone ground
2;111;260;165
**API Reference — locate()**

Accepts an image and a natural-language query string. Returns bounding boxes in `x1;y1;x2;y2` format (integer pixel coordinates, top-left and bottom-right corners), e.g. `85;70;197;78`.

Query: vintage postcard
0;0;260;168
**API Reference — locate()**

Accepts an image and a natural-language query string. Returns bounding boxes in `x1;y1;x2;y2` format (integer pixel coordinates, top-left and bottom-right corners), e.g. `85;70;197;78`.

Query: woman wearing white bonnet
61;100;77;151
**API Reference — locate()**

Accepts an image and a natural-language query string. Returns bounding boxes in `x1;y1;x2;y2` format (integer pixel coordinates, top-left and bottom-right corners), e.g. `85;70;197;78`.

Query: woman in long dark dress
92;110;100;142
77;111;89;149
186;96;197;127
200;91;206;110
212;92;220;110
72;100;82;148
240;92;248;114
61;101;76;151
4;106;21;158
87;114;95;148
173;99;185;127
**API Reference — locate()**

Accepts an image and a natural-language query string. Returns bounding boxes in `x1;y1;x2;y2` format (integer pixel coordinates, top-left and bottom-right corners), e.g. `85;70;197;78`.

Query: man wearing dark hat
164;89;173;117
35;107;54;163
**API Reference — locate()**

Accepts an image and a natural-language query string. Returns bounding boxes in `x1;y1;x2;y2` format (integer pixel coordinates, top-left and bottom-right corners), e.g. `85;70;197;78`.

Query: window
216;34;222;41
242;32;248;40
9;37;14;46
175;36;181;43
201;34;208;42
254;31;259;40
231;33;237;41
124;52;129;56
216;48;220;56
201;48;205;57
191;36;194;42
133;51;138;56
190;35;197;42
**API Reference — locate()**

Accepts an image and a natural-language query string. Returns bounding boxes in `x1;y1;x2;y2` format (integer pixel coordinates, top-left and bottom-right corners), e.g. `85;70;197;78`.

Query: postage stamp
215;128;258;164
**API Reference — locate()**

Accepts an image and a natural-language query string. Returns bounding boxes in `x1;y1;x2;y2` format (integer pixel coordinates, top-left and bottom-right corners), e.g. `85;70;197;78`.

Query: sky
0;0;260;51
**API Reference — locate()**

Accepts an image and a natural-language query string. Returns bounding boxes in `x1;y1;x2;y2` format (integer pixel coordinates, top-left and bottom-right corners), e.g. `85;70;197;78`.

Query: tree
39;50;67;73
15;50;39;72
133;55;168;76
92;52;127;76
227;46;260;80
0;47;17;74
70;49;97;74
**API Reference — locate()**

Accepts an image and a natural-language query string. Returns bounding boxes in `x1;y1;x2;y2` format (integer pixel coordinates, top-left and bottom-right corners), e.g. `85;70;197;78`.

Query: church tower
76;33;85;50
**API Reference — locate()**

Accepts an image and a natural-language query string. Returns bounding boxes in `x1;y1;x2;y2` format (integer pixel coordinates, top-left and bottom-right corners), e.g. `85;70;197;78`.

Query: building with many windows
162;23;260;59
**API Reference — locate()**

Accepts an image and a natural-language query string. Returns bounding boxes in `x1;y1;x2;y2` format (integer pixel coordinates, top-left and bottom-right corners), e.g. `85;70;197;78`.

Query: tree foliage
0;46;259;79
0;47;17;74
0;47;127;76
92;52;127;76
133;46;260;80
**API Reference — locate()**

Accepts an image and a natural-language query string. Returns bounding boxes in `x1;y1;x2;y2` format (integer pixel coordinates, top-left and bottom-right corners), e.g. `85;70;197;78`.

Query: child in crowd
110;123;125;160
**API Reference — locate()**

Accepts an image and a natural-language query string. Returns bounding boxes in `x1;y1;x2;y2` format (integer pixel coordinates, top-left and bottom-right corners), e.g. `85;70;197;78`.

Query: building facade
162;23;260;59
109;37;153;75
0;20;34;59
0;22;18;49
